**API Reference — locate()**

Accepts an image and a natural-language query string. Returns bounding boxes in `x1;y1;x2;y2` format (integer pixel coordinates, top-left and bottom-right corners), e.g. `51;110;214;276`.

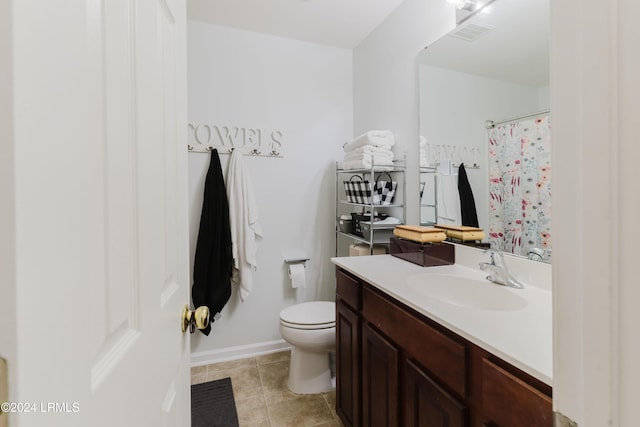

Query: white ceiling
187;0;406;49
419;0;549;87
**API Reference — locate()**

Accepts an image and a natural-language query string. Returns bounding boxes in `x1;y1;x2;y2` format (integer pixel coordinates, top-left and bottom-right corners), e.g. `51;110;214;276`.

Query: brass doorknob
181;305;210;333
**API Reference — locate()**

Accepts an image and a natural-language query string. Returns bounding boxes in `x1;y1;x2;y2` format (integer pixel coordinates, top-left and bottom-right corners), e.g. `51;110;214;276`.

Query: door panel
336;300;360;427
36;0;188;425
362;323;399;427
403;359;467;427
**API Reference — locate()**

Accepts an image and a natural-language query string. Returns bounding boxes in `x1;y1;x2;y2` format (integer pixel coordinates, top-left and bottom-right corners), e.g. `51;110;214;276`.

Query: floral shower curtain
488;116;551;257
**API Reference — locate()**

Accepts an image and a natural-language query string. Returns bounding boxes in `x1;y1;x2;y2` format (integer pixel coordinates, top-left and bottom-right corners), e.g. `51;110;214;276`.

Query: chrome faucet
528;247;551;263
479;249;524;289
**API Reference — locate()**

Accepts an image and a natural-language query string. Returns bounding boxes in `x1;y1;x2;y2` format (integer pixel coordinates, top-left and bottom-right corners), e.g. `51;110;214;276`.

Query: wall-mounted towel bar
424;143;481;169
187;144;283;157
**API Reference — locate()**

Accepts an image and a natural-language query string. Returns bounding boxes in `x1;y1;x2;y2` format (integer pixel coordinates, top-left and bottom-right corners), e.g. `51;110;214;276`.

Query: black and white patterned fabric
343;175;372;204
372;173;397;206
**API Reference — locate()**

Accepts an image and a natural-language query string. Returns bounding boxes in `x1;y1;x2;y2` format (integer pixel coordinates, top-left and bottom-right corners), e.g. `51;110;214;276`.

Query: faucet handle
483;248;499;264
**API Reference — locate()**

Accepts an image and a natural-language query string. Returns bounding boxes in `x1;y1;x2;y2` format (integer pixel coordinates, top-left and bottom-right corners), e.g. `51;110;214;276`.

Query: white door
7;0;191;426
86;0;191;425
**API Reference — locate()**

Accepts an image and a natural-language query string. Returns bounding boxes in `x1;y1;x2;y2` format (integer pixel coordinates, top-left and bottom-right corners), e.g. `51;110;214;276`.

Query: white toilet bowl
279;301;336;394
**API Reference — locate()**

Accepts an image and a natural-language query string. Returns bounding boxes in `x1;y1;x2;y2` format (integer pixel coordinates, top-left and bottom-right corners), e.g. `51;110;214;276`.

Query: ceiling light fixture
446;0;479;11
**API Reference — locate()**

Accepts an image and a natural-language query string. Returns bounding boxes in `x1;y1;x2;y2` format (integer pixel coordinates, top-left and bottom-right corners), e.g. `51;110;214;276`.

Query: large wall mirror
418;0;551;262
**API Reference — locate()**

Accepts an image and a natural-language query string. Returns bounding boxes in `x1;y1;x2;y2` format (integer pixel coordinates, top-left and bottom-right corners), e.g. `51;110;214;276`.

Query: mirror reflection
418;0;551;262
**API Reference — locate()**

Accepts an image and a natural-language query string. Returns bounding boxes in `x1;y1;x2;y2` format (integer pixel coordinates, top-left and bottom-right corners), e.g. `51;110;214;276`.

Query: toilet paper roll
288;263;306;289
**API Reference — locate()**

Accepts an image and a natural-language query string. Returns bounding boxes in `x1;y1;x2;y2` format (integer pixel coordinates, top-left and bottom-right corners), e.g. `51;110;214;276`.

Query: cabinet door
403;359;467;427
362;323;399;427
481;358;552;427
336;300;361;427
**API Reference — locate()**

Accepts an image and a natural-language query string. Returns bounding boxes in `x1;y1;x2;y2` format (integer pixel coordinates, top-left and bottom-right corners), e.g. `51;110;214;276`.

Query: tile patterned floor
191;350;343;427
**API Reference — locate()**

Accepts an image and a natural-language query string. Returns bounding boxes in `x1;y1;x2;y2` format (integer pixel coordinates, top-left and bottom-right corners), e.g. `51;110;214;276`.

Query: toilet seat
279;301;335;330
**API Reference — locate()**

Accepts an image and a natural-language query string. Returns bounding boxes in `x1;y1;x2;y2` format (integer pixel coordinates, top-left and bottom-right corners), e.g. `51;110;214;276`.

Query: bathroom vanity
332;254;552;427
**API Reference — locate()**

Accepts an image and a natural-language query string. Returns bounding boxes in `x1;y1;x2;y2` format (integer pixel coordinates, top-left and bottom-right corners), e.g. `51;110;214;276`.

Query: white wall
187;22;352;362
418;65;545;232
0;0;17;412
552;0;640;425
353;0;455;225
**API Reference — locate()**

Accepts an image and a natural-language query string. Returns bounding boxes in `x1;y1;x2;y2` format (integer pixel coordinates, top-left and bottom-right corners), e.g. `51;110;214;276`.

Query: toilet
279;301;336;394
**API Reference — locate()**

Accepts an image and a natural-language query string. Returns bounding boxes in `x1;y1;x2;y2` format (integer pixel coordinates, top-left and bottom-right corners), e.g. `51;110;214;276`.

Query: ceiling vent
448;23;495;42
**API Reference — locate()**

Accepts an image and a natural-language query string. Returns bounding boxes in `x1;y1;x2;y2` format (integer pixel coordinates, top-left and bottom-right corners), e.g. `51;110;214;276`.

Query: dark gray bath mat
191;377;239;427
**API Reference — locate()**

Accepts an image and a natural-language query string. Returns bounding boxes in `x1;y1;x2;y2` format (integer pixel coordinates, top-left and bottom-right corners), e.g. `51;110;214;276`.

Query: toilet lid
279;301;335;327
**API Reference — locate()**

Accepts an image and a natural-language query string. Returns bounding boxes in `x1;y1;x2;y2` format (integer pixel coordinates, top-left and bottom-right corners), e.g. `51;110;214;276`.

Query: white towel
343;144;394;157
343;151;394;163
419;148;429;167
340;158;394;170
436;174;462;225
342;144;394;169
227;150;263;301
343;130;395;152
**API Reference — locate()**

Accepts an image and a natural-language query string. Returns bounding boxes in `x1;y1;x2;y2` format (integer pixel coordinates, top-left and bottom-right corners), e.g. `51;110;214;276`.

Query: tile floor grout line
256;359;274;426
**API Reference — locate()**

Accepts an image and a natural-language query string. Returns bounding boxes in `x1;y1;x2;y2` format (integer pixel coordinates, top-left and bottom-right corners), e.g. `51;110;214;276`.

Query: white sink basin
406;273;527;311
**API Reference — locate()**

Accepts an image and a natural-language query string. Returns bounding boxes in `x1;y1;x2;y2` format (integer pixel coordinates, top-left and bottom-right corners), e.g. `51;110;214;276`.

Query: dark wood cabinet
403;359;467;427
362;323;399;427
336;301;360;426
335;267;552;427
480;358;553;427
336;269;361;426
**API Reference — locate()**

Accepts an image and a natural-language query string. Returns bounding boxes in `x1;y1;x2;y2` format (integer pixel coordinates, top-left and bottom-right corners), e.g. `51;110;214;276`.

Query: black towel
457;163;479;228
192;149;233;335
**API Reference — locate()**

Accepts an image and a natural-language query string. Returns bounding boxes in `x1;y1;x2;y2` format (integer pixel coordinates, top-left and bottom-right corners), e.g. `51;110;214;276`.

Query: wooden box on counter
389;236;455;267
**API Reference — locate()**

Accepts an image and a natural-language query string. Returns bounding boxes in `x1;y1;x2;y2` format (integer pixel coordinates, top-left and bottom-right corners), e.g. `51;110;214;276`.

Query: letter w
214;126;240;147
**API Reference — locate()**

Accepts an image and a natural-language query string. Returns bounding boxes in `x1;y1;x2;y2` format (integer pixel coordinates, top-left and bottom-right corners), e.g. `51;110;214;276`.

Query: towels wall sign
188;122;284;157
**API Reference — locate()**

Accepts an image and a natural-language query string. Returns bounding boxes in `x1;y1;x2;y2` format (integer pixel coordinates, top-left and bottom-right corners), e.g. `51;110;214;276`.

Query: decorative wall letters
187;123;284;157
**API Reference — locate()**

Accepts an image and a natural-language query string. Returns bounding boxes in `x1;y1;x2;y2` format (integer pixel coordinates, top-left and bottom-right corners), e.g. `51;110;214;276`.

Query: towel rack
424;143;480;169
187;144;283;158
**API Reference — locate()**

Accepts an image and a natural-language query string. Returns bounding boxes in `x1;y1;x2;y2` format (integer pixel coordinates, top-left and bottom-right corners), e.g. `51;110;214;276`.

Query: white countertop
331;253;553;386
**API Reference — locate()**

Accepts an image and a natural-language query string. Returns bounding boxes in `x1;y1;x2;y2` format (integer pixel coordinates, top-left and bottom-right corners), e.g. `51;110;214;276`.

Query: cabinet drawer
481;358;552;426
336;269;361;310
362;286;467;397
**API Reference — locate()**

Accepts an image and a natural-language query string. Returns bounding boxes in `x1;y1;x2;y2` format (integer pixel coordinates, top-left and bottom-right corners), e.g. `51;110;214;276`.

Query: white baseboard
190;339;292;367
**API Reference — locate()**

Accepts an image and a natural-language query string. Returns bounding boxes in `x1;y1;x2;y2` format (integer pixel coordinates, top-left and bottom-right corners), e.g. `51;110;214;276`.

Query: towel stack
419;136;429;167
341;130;395;170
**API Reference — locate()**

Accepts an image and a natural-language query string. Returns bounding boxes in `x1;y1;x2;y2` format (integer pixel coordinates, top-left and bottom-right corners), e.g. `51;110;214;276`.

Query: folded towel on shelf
360;216;402;225
341;158;394;170
343;150;394;163
344;144;395;157
343;130;395;152
419;148;429;167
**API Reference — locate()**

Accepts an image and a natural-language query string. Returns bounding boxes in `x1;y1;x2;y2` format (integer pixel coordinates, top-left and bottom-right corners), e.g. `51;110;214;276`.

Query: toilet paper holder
284;258;309;265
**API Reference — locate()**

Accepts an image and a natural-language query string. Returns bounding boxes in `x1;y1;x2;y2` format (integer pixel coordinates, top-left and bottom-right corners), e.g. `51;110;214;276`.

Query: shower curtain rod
485;109;550;129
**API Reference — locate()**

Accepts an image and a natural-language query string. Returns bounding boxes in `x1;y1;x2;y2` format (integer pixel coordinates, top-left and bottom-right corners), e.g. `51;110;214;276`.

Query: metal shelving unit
420;166;438;226
335;155;406;256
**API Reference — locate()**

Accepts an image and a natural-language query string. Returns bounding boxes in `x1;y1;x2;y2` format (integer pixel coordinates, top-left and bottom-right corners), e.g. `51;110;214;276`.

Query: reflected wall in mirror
418;0;551;262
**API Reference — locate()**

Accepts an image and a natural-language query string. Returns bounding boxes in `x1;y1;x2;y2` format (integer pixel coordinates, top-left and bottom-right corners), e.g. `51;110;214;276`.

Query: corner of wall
0;0;18;407
352;0;454;225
